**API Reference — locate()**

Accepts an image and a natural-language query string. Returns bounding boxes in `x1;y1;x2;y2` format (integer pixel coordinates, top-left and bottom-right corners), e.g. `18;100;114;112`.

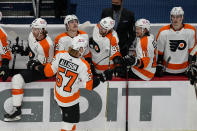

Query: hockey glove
12;45;24;54
155;64;164;77
113;66;127;78
0;59;10;81
186;64;197;85
27;60;42;70
123;55;138;67
99;69;113;82
85;57;97;76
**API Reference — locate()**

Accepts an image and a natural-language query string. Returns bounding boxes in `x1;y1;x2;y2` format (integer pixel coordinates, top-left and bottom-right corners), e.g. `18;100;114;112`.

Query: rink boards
0;79;197;131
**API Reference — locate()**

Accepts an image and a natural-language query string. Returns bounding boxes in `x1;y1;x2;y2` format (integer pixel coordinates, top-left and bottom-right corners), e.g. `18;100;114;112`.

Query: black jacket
101;8;136;57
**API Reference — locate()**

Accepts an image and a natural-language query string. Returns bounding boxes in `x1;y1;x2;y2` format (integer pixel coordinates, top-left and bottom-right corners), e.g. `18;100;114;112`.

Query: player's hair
42;29;48;36
144;29;150;36
68;47;80;58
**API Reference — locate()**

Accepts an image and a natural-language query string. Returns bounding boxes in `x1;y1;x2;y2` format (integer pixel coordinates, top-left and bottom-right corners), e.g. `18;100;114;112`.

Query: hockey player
123;18;157;80
54;14;90;58
0;23;12;81
4;18;54;121
35;35;112;131
87;17;122;77
156;7;197;76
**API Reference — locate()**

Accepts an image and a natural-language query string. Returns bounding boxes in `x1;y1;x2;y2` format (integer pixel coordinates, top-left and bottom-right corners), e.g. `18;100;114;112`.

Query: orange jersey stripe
140;36;148;57
133;66;154;79
40;39;50;65
92;61;114;70
0;29;11;60
81;58;93;90
110;51;121;60
141;57;150;68
78;30;87;35
83;51;91;58
156;25;171;41
158;50;164;55
44;63;55;77
55;87;80;103
139;36;150;68
164;60;188;70
12;89;24;95
55;32;69;44
72;124;76;130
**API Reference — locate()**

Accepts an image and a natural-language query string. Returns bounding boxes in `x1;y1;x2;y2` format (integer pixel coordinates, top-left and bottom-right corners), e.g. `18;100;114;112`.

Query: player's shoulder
0;26;7;38
80;58;90;69
78;30;87;35
55;32;69;41
184;24;196;31
159;24;171;33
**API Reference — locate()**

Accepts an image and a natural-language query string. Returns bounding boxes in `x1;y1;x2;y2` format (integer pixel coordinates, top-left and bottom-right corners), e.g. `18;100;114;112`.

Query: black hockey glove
155;64;164;77
0;59;10;81
186;64;197;85
12;44;24;54
99;69;113;82
113;66;127;78
112;56;127;78
27;60;42;70
85;57;96;76
123;55;138;67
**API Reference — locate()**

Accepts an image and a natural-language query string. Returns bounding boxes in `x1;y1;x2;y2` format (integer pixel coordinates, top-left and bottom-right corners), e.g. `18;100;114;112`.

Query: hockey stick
105;33;113;131
32;0;37;17
190;65;197;99
163;56;171;72
189;45;197;99
125;66;129;131
8;31;19;76
188;46;197;99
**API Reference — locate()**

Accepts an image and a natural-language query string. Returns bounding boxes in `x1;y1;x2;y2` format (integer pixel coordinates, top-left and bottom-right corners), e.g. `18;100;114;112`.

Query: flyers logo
89;38;100;53
169;40;187;52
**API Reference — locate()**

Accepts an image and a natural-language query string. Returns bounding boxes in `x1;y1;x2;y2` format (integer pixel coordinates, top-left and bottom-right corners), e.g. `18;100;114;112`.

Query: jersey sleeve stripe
0;29;11;60
92;60;114;70
40;39;50;64
44;63;55;77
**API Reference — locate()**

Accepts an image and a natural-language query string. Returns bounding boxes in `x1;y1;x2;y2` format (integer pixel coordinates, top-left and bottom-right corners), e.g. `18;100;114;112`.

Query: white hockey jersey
54;30;90;58
90;24;121;74
28;32;54;65
131;34;156;80
44;51;93;107
0;27;11;65
156;24;197;73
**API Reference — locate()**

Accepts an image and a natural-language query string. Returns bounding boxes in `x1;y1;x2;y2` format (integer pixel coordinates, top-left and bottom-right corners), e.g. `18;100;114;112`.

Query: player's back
53;51;90;107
